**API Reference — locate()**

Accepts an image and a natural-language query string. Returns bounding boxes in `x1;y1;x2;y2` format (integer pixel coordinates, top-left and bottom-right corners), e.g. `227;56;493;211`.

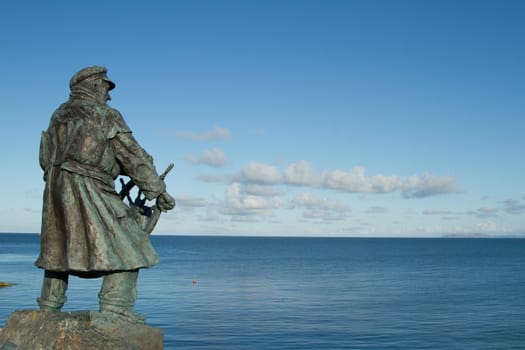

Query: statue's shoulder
103;106;131;136
82;103;124;126
50;100;95;125
54;99;97;116
95;104;121;118
49;101;75;125
101;105;125;124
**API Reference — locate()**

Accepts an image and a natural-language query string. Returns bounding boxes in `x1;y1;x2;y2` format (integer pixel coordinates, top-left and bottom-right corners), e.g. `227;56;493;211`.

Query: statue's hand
157;192;175;212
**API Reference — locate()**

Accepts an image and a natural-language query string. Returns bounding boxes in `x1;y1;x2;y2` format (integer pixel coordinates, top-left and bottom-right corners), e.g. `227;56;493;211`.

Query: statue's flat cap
69;66;115;90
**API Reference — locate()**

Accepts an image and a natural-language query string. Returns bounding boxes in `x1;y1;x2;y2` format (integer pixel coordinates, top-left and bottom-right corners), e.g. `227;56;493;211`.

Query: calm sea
1;233;524;349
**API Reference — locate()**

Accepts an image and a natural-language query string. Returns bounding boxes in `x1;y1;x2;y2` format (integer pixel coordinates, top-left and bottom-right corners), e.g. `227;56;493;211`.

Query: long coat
35;96;165;273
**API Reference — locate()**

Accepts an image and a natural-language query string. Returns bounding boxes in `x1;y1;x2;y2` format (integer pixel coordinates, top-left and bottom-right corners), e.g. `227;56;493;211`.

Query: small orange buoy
192;279;197;285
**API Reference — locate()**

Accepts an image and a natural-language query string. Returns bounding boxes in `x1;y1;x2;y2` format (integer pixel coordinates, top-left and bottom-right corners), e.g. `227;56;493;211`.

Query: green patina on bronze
35;66;176;324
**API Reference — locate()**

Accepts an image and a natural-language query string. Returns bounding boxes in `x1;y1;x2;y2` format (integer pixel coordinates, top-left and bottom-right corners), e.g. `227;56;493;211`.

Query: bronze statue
35;66;175;324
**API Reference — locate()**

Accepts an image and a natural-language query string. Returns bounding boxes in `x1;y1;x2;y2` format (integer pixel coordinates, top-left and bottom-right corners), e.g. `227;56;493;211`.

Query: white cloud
175;194;208;207
241;184;284;197
220;182;285;218
292;192;349;221
400;173;461;198
186;148;229;167
173;126;231;141
322;167;398;193
284;161;321;186
196;160;462;200
321;168;459;198
233;162;282;185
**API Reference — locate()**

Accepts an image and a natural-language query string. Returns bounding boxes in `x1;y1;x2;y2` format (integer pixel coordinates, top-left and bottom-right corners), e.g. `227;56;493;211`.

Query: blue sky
1;0;523;236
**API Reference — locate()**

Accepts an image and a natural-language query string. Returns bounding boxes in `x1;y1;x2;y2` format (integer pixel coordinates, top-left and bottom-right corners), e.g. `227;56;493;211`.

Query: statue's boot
37;270;68;311
98;270;146;324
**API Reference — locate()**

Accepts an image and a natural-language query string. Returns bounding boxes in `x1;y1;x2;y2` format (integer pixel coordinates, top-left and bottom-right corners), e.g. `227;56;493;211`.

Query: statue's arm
39;131;50;171
111;132;165;200
39;130;56;182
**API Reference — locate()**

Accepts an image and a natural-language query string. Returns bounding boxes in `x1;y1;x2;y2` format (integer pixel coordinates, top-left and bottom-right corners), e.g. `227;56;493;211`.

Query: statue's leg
37;270;68;311
98;269;145;324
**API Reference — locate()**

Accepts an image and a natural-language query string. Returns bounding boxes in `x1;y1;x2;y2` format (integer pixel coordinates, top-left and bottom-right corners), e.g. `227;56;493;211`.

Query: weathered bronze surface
34;66;175;324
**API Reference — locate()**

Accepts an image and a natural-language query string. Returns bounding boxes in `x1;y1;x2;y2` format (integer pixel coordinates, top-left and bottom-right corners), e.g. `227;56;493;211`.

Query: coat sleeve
39;131;51;172
107;109;166;200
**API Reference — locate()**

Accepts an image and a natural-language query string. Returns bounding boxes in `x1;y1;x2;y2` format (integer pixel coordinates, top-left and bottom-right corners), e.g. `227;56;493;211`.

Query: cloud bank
186;148;229;167
220;182;285;219
185;159;467;228
204;160;461;198
292;193;349;221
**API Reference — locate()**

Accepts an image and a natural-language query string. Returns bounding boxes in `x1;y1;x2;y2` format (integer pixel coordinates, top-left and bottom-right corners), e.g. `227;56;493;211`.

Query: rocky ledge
0;310;163;350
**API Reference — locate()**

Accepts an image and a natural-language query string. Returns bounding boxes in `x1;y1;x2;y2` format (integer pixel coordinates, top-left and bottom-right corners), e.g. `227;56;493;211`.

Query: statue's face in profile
94;80;112;105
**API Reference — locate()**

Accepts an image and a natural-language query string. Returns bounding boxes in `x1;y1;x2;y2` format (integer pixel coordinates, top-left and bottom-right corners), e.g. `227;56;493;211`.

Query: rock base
0;310;163;350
